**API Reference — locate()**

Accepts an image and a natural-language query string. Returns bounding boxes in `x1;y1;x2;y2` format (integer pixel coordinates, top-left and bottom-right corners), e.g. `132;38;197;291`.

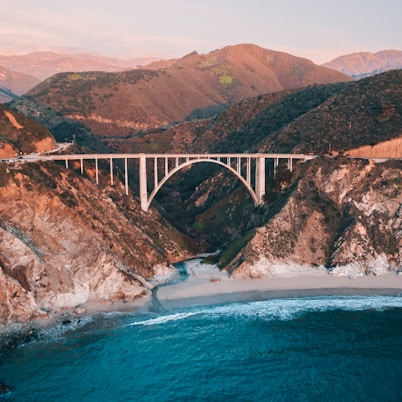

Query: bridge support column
95;158;99;185
274;157;279;173
256;156;265;205
139;154;148;211
110;158;114;186
288;158;293;172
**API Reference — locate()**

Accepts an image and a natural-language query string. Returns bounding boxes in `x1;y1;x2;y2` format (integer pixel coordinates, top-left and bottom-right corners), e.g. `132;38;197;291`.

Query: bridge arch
145;158;259;211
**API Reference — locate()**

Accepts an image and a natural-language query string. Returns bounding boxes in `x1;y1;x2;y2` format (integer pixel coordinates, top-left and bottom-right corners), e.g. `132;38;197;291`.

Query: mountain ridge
323;49;402;79
0;51;160;81
23;44;351;135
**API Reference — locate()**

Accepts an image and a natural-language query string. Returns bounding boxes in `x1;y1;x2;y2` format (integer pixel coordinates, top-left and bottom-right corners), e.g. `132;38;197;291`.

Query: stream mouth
148;260;190;313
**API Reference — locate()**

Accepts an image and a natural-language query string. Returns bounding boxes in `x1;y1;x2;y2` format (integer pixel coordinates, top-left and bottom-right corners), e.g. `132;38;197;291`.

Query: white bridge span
21;153;317;211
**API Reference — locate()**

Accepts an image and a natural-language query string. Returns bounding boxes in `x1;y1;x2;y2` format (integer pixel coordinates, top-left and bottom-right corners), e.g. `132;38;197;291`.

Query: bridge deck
23;152;317;161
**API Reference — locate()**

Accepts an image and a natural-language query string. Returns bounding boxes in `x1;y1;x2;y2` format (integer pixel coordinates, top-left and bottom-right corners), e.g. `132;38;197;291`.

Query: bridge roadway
9;152;318;211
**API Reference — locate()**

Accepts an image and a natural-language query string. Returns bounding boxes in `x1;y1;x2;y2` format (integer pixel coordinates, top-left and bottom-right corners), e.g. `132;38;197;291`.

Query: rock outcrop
0;161;196;325
228;157;401;278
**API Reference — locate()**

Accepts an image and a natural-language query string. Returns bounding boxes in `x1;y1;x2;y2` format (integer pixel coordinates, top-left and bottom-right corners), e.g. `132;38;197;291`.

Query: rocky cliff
0;104;57;158
226;157;401;278
0;161;196;325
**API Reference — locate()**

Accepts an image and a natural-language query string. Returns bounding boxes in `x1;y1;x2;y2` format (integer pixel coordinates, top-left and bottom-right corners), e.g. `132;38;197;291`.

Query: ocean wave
127;311;199;326
128;295;402;326
208;295;402;321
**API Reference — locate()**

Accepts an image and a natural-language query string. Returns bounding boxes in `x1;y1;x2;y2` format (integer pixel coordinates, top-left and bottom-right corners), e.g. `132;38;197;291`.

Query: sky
1;0;401;64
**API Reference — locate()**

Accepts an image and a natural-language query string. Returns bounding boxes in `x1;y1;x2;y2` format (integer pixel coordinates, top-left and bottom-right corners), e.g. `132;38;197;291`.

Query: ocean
1;266;402;401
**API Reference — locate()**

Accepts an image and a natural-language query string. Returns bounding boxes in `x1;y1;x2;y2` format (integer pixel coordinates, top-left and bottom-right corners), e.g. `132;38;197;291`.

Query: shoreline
1;266;402;356
156;271;402;308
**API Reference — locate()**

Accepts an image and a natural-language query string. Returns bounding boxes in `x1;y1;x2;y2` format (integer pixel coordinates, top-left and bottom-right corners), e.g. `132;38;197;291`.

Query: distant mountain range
0;52;160;102
323;50;402;79
1;47;401;104
0;51;160;81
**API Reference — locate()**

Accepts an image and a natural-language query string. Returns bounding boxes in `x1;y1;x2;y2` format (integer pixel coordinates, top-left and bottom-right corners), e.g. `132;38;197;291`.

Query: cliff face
228;158;401;279
0;161;195;325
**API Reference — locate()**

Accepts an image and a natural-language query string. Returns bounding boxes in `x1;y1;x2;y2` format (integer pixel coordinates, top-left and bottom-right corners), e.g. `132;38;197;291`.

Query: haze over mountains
0;52;160;103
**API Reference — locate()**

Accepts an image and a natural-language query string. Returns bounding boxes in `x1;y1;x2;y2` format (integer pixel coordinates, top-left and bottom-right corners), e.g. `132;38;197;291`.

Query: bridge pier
288;158;293;172
139;154;148;211
256;156;266;204
124;158;129;195
110;158;114;186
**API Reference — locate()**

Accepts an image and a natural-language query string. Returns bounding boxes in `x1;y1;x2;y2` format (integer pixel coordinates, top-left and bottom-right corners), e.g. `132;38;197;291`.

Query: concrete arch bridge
24;153;317;211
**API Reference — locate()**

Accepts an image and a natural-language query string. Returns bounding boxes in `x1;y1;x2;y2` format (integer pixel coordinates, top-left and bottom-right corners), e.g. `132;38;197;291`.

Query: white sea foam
128;295;402;326
127;312;199;326
207;295;402;321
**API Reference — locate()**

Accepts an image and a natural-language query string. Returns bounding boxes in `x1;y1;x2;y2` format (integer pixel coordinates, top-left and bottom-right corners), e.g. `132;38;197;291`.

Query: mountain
246;70;402;155
0;52;160;81
0;52;160;100
99;70;401;158
23;44;351;136
323;50;402;79
0;66;40;103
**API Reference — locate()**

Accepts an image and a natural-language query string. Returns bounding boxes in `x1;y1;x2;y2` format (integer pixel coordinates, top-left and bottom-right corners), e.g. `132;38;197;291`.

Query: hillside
110;70;402;158
24;44;351;136
0;66;39;103
0;159;198;325
323;50;402;79
259;70;402;154
227;157;402;278
0;104;57;157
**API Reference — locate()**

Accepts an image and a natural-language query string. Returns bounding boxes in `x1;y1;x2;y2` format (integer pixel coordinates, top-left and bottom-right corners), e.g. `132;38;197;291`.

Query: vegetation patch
218;230;255;268
212;67;234;86
68;73;84;81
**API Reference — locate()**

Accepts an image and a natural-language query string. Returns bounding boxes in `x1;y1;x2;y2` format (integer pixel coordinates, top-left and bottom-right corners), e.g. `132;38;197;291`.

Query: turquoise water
1;295;402;401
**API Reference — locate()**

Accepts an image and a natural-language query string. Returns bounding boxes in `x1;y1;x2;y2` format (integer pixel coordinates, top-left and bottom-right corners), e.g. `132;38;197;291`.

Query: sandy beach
156;260;402;308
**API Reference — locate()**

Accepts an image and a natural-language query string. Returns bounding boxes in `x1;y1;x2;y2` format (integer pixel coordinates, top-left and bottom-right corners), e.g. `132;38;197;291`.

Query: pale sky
1;0;401;64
